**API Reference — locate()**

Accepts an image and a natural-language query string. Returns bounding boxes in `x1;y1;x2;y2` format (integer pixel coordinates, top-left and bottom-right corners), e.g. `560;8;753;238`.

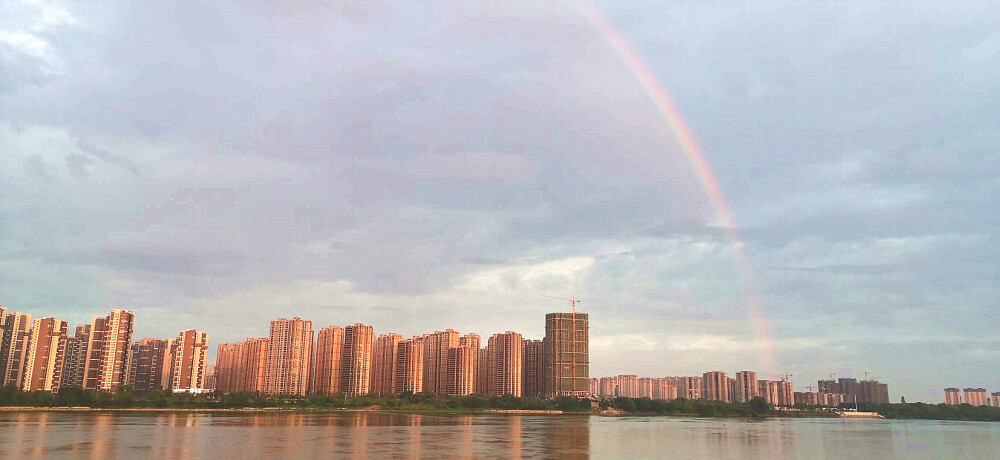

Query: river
1;411;998;458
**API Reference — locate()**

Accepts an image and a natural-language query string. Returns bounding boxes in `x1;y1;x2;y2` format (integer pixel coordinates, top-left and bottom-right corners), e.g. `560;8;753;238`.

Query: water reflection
1;412;998;458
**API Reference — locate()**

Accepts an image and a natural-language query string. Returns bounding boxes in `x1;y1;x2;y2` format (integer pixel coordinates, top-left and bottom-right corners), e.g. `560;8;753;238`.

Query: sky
1;0;998;403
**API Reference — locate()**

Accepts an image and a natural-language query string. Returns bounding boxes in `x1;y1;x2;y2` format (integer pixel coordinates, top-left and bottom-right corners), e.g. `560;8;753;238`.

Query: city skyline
0;302;924;405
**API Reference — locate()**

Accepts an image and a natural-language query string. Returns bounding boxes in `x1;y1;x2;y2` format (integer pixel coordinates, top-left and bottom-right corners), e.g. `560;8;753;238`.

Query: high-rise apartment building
819;377;887;404
394;336;424;394
617;375;640;398
422;329;459;396
944;388;962;405
264;317;314;396
459;333;480;350
599;376;617;397
1;310;32;388
779;379;794;407
446;345;477;396
523;339;544;397
486;331;523;397
735;371;758;402
314;325;345;395
61;325;91;388
964;388;988;406
702;371;729;402
341;323;374;396
371;333;401;395
214;343;239;393
991;392;1000;408
127;338;173;391
542;312;589;398
476;347;489;394
215;338;269;394
81;309;135;392
638;377;655;399
590;377;599;396
171;329;209;391
20;317;68;392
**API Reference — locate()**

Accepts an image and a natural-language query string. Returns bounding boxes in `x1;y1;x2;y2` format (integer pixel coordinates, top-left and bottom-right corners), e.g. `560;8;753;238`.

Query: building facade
964;388;988;406
341;323;374;396
20;317;68;392
313;325;345;395
371;333;401;396
735;371;758;402
445;345;477;396
264;317;314;396
702;371;729;402
542;312;589;398
1;310;32;388
171;329;209;391
523;339;544;397
61;325;91;388
486;332;523;397
944;388;962;405
127;338;173;391
394;337;424;394
422;329;459;396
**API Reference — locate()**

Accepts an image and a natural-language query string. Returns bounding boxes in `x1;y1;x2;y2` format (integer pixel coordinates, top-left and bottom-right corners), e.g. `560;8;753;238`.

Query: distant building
486;331;523;396
759;380;781;406
964;388;988;407
818;377;887;404
423;330;459;396
83;309;135;392
735;371;758;402
61;325;91;388
991;392;1000;408
522;339;544;397
617;375;639;398
371;333;402;396
944;388;962;405
171;329;209;392
264;317;314;395
702;371;729;402
313;326;345;395
476;347;489;394
394;337;424;394
127;338;173;391
599;376;617;397
459;333;480;350
542;312;589;398
590;377;599;396
445;345;477;396
21;317;68;392
341;323;374;396
0;310;32;388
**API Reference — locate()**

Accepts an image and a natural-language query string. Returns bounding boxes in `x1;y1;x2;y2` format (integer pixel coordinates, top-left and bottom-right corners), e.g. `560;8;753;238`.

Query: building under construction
542;312;589;398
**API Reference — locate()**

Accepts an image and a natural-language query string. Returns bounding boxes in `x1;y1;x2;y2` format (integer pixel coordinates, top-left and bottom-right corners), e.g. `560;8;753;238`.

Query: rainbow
579;3;776;373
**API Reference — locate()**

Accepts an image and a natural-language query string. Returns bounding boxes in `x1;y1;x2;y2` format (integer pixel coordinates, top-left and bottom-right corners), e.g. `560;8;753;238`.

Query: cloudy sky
2;0;998;402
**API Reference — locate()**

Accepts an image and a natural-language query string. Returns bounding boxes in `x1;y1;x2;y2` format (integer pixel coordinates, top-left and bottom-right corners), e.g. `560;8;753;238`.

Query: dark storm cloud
1;0;998;401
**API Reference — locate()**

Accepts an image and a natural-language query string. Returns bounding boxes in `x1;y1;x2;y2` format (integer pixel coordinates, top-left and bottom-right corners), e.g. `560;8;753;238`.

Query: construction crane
542;295;582;397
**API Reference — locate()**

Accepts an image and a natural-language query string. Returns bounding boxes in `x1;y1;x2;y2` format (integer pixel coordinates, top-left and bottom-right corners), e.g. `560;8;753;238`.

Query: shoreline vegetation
2;384;999;422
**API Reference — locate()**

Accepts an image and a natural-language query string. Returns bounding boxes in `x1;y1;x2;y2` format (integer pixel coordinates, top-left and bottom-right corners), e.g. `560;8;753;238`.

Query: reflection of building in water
506;415;523;460
539;416;590;458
